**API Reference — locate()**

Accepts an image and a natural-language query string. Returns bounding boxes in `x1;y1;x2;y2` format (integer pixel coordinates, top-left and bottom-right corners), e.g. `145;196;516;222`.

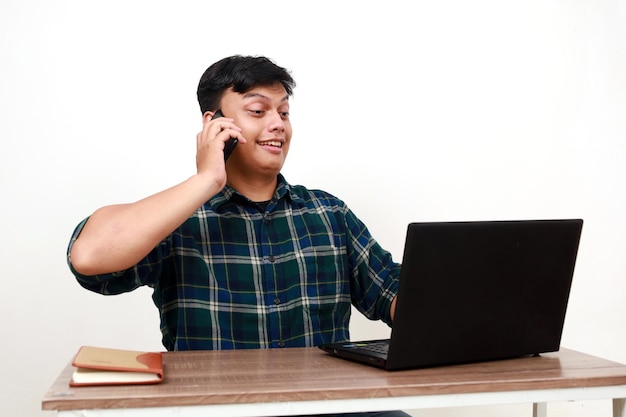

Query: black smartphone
211;110;238;161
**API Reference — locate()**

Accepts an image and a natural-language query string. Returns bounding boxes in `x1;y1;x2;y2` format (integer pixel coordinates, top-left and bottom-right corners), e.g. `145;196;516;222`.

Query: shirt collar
208;173;303;211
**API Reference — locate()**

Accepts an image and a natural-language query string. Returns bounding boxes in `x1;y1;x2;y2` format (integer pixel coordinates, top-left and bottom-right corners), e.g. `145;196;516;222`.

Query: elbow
69;239;102;276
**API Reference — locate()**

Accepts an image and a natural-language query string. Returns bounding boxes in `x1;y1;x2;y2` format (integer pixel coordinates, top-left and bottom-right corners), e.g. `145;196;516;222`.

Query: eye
248;109;264;116
280;111;290;118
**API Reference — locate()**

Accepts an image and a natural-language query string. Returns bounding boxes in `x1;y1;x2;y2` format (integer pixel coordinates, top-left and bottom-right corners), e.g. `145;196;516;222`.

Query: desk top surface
42;347;626;411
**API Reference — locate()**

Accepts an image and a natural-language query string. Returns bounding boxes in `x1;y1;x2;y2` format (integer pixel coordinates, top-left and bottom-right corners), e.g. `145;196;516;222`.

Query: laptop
319;219;583;370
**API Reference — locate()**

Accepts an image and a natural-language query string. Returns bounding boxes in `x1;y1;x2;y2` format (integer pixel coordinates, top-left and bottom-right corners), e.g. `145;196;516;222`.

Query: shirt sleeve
344;208;401;326
66;217;165;295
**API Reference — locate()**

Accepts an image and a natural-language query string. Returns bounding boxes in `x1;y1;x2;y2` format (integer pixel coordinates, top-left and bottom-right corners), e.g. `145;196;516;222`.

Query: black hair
196;55;296;114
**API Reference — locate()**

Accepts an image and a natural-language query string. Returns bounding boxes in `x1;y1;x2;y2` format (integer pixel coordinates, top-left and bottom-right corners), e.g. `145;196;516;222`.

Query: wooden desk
43;347;626;417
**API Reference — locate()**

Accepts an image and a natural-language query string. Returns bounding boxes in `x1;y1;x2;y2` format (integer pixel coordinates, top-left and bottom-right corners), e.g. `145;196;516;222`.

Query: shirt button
274;297;281;305
268;255;275;263
278;340;285;348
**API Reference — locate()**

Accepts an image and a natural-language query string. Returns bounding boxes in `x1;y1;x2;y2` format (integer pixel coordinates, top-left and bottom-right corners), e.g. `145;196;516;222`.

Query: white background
1;1;625;416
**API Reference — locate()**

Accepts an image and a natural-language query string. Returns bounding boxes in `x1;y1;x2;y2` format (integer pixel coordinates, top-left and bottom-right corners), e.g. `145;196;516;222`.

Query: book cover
70;346;164;387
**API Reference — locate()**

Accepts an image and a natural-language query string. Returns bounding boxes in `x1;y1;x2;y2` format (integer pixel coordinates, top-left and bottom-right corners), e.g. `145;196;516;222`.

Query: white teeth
260;141;282;148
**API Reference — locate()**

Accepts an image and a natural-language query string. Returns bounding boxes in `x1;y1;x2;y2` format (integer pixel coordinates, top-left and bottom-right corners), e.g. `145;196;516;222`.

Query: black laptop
319;219;583;370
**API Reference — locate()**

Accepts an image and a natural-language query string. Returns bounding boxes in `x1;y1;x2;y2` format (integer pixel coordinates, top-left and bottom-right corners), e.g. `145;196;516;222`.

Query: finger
218;128;246;144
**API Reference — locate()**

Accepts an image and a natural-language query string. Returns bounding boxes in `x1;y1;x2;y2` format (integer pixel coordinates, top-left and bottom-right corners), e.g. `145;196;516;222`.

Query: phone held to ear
211;110;238;161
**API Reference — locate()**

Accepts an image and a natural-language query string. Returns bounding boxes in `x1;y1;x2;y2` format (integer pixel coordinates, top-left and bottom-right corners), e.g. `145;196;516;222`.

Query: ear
202;111;215;124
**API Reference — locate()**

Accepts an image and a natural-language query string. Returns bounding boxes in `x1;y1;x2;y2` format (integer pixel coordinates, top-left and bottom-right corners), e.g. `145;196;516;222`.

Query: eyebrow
242;92;290;102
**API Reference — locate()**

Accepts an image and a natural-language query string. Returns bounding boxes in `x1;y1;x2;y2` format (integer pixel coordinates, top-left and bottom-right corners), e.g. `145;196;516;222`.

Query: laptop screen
320;219;583;371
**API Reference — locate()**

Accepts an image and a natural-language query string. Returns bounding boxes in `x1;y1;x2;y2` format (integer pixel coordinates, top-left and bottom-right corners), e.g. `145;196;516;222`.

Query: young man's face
218;83;292;178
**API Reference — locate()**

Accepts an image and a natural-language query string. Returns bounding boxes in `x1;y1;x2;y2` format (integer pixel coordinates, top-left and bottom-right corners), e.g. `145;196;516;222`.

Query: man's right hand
195;112;245;192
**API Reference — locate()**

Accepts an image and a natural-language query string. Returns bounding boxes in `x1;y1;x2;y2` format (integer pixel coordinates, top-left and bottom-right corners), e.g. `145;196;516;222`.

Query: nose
268;111;285;132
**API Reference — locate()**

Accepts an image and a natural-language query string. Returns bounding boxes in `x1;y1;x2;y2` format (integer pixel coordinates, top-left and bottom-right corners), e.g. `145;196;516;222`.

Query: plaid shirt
68;175;400;351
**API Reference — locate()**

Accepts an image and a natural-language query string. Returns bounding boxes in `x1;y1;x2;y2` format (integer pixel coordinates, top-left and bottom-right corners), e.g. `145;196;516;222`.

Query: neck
226;173;278;202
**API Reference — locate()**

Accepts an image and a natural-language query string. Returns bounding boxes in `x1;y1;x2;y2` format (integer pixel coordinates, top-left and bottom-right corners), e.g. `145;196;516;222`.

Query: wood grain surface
42;348;626;411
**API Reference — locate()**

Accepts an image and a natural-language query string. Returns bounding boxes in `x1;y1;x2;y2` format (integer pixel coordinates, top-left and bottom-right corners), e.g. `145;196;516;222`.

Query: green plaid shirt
68;175;400;351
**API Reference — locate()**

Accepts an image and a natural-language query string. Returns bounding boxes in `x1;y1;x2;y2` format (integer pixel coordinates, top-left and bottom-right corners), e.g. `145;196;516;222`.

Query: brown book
70;346;164;387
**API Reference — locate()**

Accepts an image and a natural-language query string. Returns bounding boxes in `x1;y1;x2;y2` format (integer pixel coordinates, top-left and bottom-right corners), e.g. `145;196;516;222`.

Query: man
68;55;407;416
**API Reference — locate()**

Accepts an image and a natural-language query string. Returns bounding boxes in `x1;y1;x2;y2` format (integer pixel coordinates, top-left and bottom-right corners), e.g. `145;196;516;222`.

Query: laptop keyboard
353;341;389;355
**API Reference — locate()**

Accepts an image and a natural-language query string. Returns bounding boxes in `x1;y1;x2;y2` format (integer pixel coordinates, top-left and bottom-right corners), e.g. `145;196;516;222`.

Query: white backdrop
1;1;625;416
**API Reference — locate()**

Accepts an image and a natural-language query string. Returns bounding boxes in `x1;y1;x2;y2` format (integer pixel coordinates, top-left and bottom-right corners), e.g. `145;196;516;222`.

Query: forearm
70;174;219;276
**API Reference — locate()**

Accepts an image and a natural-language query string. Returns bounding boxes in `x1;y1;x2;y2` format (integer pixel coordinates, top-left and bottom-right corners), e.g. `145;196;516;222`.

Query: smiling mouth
258;140;283;148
